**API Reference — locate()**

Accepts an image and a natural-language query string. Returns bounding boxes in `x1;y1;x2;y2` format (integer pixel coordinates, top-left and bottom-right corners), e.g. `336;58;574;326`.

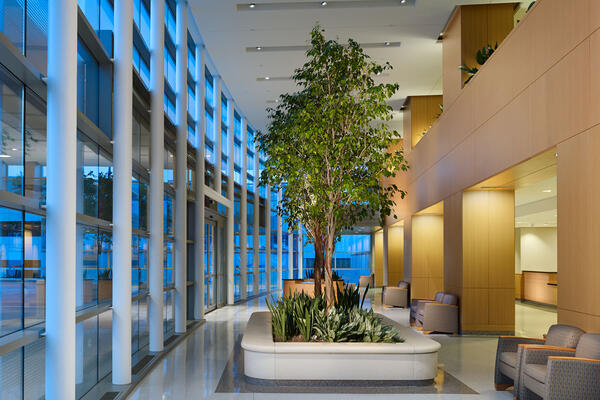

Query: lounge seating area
382;281;410;308
409;291;459;334
494;324;600;399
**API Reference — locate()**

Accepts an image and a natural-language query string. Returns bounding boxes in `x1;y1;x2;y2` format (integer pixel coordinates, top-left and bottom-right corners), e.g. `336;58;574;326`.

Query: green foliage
256;25;409;305
267;285;403;343
459;43;498;85
313;307;403;343
526;1;535;12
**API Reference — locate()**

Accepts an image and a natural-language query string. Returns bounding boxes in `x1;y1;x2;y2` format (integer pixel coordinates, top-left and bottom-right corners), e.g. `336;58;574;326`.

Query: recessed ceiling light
12;148;17;151
401;0;407;3
384;41;391;46
264;76;270;80
256;46;262;50
0;154;11;158
542;189;552;193
320;1;327;6
249;2;256;8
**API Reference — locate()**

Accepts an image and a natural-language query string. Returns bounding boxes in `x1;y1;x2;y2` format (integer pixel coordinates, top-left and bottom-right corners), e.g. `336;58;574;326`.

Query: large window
246;195;254;297
270;190;278;290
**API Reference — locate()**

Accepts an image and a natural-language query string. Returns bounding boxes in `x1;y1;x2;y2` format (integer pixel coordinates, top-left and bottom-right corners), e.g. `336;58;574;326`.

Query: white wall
518;227;557;272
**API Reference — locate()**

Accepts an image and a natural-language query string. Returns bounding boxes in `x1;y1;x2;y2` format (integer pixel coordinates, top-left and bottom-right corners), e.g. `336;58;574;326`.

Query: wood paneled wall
388;226;404;286
373;231;383;287
557;125;600;332
411;215;444;300
404;96;444;148
444;192;463;300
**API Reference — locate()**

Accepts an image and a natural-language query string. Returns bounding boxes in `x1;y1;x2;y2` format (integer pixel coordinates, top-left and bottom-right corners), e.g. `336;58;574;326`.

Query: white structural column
45;1;77;398
214;78;222;194
193;46;206;319
288;229;294;279
226;99;235;304
265;187;271;290
174;0;188;334
297;223;303;279
382;225;389;287
149;0;165;351
112;0;133;385
253;153;260;294
277;190;283;290
239;119;248;299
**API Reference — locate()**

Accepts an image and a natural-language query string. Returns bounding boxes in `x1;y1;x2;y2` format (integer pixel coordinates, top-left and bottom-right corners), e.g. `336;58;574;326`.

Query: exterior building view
0;0;599;399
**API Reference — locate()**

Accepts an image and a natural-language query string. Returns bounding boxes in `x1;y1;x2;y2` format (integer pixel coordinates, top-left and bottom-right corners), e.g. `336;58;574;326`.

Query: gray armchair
494;324;584;394
410;291;444;321
521;333;600;400
415;293;458;334
382;281;409;308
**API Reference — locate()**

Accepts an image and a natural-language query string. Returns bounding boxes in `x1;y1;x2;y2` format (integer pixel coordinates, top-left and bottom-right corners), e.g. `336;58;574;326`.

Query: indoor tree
257;26;408;306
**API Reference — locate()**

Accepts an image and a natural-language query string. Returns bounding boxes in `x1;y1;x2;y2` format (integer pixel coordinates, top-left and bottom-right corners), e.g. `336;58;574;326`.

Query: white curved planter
242;312;441;381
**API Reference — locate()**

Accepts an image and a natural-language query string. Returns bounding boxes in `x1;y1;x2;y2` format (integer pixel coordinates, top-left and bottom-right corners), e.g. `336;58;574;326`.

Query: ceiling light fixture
0;155;11;158
400;0;407;3
249;2;256;8
12;148;17;151
256;46;262;50
384;41;391;46
264;76;270;80
542;189;552;193
320;1;327;6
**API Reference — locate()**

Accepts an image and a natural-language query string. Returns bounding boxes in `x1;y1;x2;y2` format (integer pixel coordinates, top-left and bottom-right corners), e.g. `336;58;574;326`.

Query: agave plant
459;43;498;85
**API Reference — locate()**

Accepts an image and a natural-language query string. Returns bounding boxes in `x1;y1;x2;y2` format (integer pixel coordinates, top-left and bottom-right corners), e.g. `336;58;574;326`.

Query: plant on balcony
459;43;498;85
257;25;408;306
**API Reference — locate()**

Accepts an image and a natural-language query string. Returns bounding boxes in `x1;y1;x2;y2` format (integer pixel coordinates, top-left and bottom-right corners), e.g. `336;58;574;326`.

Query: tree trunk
323;233;336;308
313;238;323;297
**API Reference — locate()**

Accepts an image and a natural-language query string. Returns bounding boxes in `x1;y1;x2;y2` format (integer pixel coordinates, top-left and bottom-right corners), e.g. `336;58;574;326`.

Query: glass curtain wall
270;189;278;290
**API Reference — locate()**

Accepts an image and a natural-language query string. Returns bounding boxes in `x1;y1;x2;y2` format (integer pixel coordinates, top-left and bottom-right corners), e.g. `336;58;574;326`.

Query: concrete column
265;187;271;290
277;190;283;290
214;78;222;194
253;153;260;293
226;99;235;304
288;229;294;279
382;225;389;287
240;118;248;299
298;223;303;279
112;0;133;384
174;0;188;334
148;0;165;351
193;45;205;319
45;1;77;398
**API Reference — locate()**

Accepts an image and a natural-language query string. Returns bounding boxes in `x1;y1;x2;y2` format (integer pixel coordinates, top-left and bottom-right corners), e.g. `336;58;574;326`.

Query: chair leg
495;383;512;391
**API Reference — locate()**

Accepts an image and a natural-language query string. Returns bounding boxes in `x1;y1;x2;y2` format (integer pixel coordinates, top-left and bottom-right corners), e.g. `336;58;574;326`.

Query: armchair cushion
499;351;518;368
575;333;600;359
545;324;585;348
420;302;459;333
523;363;547;383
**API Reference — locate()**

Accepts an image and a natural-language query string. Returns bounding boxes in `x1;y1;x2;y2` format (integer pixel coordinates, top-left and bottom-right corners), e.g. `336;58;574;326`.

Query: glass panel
164;240;173;286
98;152;112;222
0;207;23;337
26;0;48;74
77;40;100;125
77;137;99;218
0;346;23;399
132;176;140;230
98;231;112;301
98;309;112;379
164;195;173;236
138;236;148;292
132;235;139;295
77;225;98;311
24;212;45;327
24;90;47;201
0;66;24;195
24;338;45;400
1;1;24;52
75;316;98;399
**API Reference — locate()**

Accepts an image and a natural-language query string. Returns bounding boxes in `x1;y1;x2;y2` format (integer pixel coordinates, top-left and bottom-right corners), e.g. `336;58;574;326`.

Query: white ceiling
515;176;557;227
189;0;525;132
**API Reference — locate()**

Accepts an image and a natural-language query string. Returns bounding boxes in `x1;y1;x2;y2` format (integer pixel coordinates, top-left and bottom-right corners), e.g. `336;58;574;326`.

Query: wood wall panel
373;231;383;287
444;192;463;296
409;96;444;148
557;125;600;332
443;8;462;109
411;215;444;300
515;273;524;299
388;226;404;286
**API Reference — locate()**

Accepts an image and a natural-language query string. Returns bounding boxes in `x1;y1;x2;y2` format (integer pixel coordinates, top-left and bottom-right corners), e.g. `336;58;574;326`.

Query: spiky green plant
459;43;498;85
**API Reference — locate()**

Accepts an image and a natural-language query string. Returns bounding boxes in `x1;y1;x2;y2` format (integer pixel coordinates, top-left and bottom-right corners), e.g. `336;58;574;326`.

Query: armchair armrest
545;357;600;400
522;345;575;365
421;302;459;333
496;336;544;354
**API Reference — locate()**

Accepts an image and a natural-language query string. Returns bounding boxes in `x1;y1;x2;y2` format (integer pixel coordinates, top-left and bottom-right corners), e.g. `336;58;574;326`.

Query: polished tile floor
127;296;556;400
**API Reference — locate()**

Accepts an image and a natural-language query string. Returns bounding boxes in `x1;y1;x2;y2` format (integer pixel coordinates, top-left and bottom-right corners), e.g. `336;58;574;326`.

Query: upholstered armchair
520;333;600;400
494;324;584;395
410;291;444;322
415;293;458;334
358;274;374;288
382;281;409;308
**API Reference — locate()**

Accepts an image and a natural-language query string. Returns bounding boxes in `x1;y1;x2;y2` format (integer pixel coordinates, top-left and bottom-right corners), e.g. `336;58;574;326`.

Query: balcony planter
242;312;441;382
